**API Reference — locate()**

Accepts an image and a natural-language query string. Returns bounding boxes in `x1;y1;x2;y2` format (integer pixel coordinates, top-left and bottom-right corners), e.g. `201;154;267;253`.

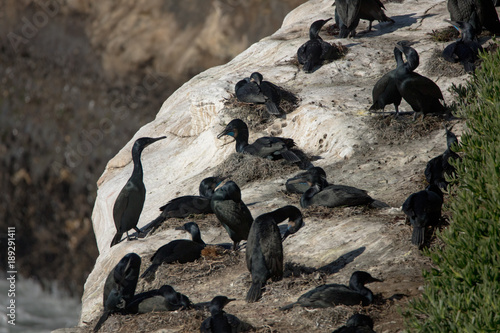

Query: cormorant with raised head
402;184;443;246
141;176;224;234
442;20;483;73
211;181;254;250
235;72;281;115
335;0;361;38
217;118;302;164
298;167;386;209
200;296;242;333
332;314;376;333
297;18;334;72
394;43;447;120
447;0;500;34
140;222;206;279
280;271;382;310
126;284;192;314
246;205;304;303
94;253;141;332
110;136;166;247
286;167;328;194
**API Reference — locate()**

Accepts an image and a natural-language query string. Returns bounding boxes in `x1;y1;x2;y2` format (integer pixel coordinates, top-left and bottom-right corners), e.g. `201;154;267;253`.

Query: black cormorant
200;296;242;333
126;284;192;314
299;167;385;208
281;271;382;310
402;184;443;246
425;126;460;190
358;0;394;32
286;167;328;194
297;18;335;72
394;43;447;120
94;253;141;332
110;136;166;247
447;0;500;34
442;20;483;73
335;0;362;38
332;314;376;333
211;181;254;250
140;222;206;279
246;205;304;302
217;118;301;164
141;176;224;234
235;72;281;115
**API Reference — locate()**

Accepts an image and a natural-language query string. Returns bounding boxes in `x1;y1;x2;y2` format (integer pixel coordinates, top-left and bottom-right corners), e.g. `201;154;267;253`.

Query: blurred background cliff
0;0;305;297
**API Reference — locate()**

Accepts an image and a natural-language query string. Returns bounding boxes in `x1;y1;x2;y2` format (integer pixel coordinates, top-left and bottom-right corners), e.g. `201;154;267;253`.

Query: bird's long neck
309;29;320;40
190;228;206;246
235;131;249;153
300;185;320;207
267;206;301;225
349;280;373;304
131;147;144;181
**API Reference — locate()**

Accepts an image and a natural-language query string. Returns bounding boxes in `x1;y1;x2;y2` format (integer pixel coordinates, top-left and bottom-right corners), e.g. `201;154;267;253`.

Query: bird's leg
126;231;132;241
232;241;240;251
134;227;144;238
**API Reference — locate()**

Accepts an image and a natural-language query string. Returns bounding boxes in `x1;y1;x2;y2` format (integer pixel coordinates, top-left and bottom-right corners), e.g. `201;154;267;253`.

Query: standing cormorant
211;181;254;250
332;314;376;333
447;0;500;34
140;222;206;279
246;205;304;303
235;72;281;115
394;43;447;120
126;284;192;314
217;118;301;164
94;253;141;332
298;167;386;209
402;184;443;246
141;176;224;234
200;296;242;333
335;0;362;38
281;271;382;310
110;136;166;247
297;18;335;72
358;0;394;32
442;20;483;73
425;126;460;190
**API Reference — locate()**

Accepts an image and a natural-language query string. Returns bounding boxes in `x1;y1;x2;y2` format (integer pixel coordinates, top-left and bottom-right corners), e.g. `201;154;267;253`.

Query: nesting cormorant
442;20;483;73
394;43;447;120
402;185;443;246
281;271;382;310
358;0;395;32
246;205;304;303
297;18;335;72
217;118;301;164
235;72;281;115
332;314;376;333
110;136;166;247
298;167;385;209
211;181;254;250
286;167;328;194
94;253;141;332
200;296;242;333
336;0;362;38
425;126;460;190
447;0;500;34
140;222;206;279
141;176;224;234
126;284;192;314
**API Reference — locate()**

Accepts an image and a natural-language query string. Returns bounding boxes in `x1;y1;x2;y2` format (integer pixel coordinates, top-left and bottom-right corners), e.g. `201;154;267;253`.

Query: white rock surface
80;0;477;327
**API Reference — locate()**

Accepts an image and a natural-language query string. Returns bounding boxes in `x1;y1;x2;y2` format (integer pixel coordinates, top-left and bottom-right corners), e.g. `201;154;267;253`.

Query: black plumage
235;72;281;115
394;43;447;120
200;296;242;333
217;118;301;163
140;222;206;279
297;18;335;72
281;271;382;310
110;136;166;247
332;314;376;333
286;167;328;194
126;284;192;314
246;205;304;302
425;126;460;190
141;176;224;234
448;0;500;34
402;185;443;246
442;20;483;73
94;253;141;332
336;0;362;38
358;0;394;32
210;181;254;250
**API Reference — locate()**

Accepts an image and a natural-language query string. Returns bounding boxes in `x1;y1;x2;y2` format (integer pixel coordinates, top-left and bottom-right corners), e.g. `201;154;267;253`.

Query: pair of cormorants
281;271;382;310
110;136;166;247
246;205;304;302
200;296;243;333
141;222;206;280
287;167;386;209
442;20;483;73
425;126;461;191
371;42;446;120
335;0;394;38
332;314;376;333
210;180;254;250
402;184;443;247
218;118;311;169
141;176;224;234
235;72;282;115
297;18;336;72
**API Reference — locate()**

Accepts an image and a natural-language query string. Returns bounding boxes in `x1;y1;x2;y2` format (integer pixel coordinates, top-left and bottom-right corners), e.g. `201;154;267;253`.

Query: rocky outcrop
82;0;475;331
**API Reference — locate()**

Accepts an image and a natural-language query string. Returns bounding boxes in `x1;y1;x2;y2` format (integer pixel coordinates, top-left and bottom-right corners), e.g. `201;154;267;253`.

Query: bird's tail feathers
265;101;280;115
110;232;123;247
93;310;110;332
140;214;167;235
411;227;425;246
140;264;159;280
281;150;301;163
246;282;263;303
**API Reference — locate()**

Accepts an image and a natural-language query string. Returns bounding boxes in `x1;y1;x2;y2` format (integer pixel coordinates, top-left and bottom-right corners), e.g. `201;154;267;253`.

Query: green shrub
404;45;500;331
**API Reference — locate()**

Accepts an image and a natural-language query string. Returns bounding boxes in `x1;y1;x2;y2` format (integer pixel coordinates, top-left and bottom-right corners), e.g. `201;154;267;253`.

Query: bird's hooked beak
368;275;384;283
282;217;304;242
217;126;236;139
445;19;461;32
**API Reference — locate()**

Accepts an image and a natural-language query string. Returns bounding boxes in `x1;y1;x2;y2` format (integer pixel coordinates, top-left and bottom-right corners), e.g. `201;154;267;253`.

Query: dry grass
425;48;466;77
367;114;447;142
428;26;459;42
